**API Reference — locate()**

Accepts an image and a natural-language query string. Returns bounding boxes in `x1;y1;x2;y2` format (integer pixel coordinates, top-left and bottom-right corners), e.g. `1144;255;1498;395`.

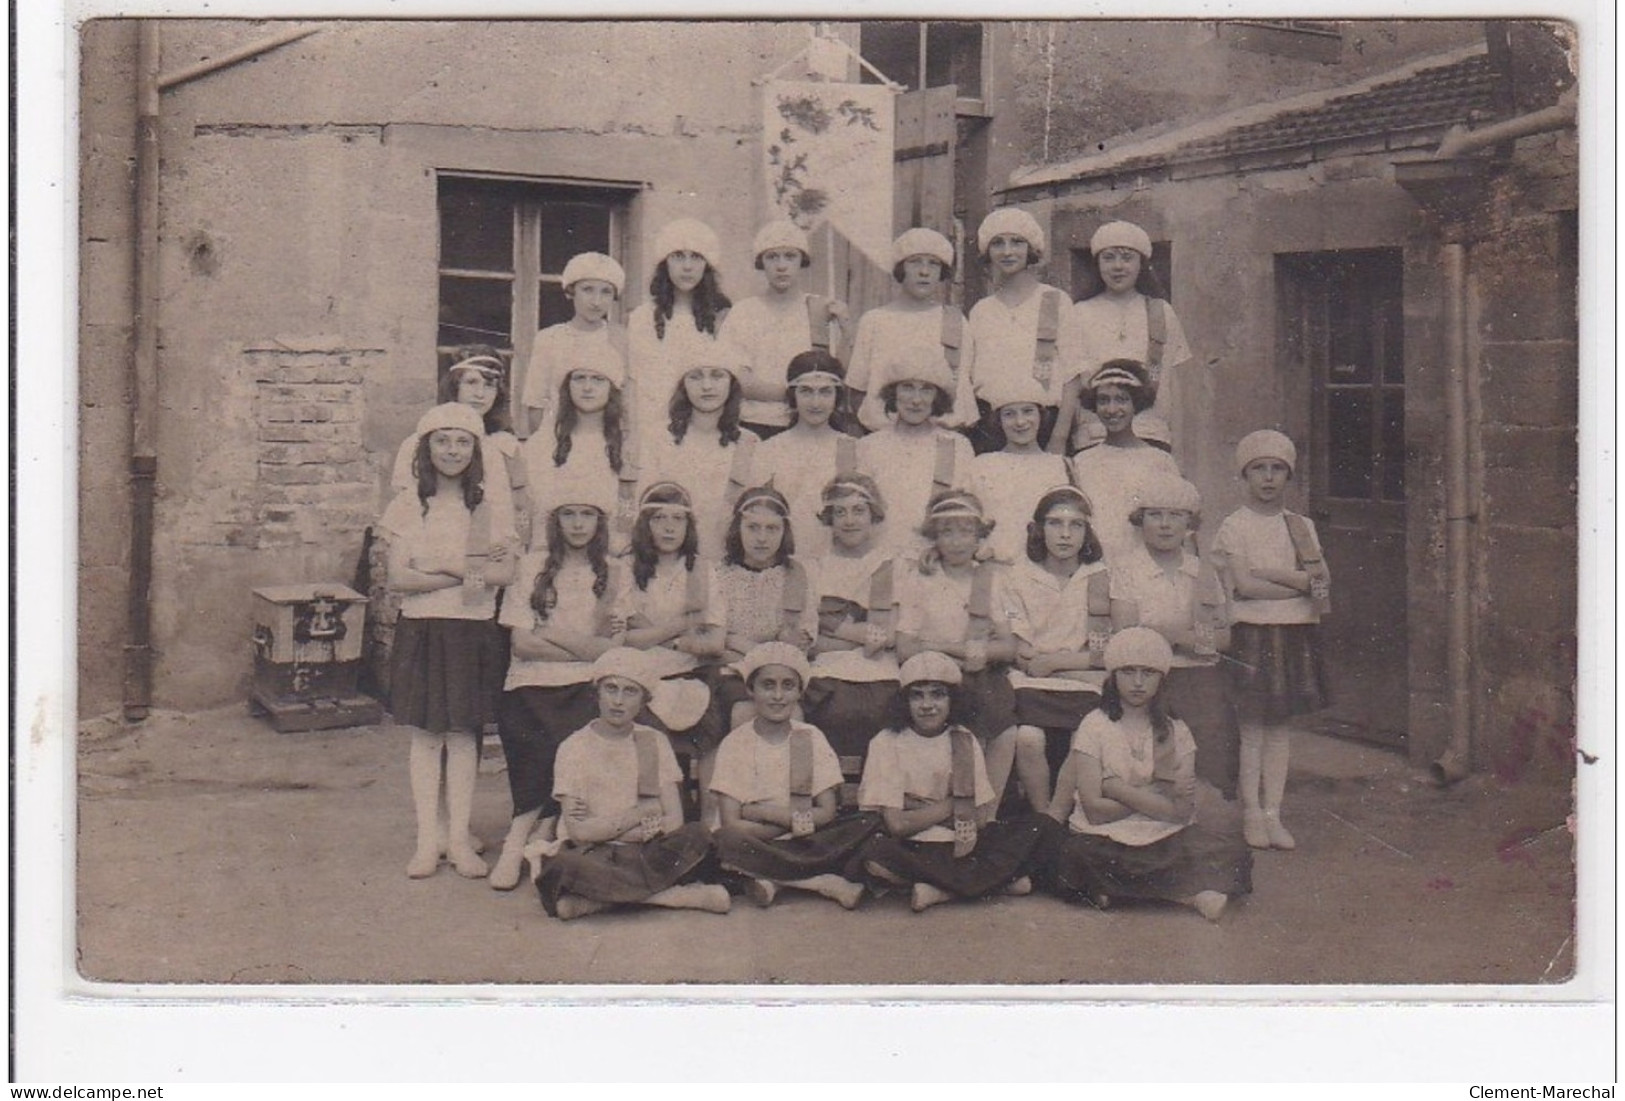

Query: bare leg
982;726;1019;817
695;749;720;827
407;730;446;878
1239;726;1268;849
1046;754;1078;822
1261;726;1295;849
443;732;488;878
911;882;952;912
1182;890;1229;922
643;884;732;913
489;807;543;891
782;874;864;910
1013;726;1051;813
554;895;611;921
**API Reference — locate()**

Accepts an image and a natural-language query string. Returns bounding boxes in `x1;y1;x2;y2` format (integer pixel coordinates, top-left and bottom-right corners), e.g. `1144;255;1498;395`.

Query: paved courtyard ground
74;705;1578;988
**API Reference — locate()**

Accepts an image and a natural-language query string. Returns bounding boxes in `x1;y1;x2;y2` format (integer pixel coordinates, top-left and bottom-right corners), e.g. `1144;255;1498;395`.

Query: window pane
1327;276;1374;385
439;179;516;273
1381;289;1405;384
539;203;613;275
926;22;982;98
538;280;574;330
1380;389;1406;501
438;274;513;348
861;21;921;89
1326;388;1374;499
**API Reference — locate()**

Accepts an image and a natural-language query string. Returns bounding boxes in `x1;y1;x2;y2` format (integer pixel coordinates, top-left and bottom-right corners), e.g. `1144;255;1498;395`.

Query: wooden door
893;86;957;237
1277;249;1410;746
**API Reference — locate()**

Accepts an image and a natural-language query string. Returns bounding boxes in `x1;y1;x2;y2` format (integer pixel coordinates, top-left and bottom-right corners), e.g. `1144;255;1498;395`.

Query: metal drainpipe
122;22;322;722
1432;240;1475;784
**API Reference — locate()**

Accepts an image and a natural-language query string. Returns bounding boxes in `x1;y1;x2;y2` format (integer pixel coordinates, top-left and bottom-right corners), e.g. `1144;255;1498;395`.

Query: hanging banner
762;80;896;272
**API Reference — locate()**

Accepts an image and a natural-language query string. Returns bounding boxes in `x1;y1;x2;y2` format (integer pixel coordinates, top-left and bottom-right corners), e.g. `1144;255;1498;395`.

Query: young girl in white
1059;221;1194;459
965;208;1078;454
519;343;634;555
388;348;524;546
854;652;1046;912
519;252;627;437
1069;359;1181;566
754;349;861;559
711;642;880;910
532;647;729;920
1109;471;1240;801
894;489;1025;815
378;403;517;879
803;473;900;763
721;219;849;439
643;351;759;559
970;376;1077;565
627;218;733;439
1038;627;1251;921
854;346;977;555
488;475;625;891
847;228;978;433
1006;485;1111;814
1210;429;1332;850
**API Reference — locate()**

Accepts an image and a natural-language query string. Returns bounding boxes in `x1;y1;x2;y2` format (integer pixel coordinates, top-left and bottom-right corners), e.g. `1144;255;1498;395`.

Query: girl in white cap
710;642;880;910
853;651;1046;912
754;349;861;559
1108;471;1240;802
533;648;729;920
721;219;850;439
628;218;733;440
377;403;518;879
969;375;1078;565
388;346;524;546
854;344;978;555
966;208;1079;454
1005;485;1111;813
520;252;627;438
847;227;979;433
1060;220;1193;456
803;473;900;765
1037;627;1251;922
894;488;1026;815
1069;359;1181;566
518;342;634;556
1210;429;1331;851
487;470;627;891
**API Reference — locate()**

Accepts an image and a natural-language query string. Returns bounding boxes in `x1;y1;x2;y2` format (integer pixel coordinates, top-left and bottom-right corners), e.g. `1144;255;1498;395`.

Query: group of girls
374;204;1333;920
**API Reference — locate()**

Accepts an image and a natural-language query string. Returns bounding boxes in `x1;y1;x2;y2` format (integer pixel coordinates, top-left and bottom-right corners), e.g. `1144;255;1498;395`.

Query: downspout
122;22;321;722
1432;240;1475;785
1435;98;1577;159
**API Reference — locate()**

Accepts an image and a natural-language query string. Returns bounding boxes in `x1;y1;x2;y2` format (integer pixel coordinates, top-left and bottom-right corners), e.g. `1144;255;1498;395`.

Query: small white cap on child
736;641;812;686
879;343;955;395
899;650;963;688
563;343;628;389
1235;428;1297;476
654;218;722;268
892;227;955;268
1103;626;1173;674
545;463;617;516
983;373;1052;411
752;219;811;265
590;647;660;697
976;208;1046;256
416;402;486;439
1133;412;1173;450
1132;471;1201;514
1090;220;1153;258
560;252;626;296
676;338;747;378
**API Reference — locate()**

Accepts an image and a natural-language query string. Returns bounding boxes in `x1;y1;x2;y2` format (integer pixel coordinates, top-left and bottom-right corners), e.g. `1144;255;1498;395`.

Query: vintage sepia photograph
58;10;1593;1010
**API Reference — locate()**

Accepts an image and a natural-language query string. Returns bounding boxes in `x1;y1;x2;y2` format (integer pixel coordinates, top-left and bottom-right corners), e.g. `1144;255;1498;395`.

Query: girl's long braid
530;508;611;621
1099;675;1176;744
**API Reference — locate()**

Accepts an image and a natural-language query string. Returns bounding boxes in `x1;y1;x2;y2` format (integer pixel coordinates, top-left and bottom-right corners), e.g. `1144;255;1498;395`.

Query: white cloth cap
1103;626;1173;674
977;208;1046;256
1132;412;1173;449
1133;471;1201;514
415;402;486;440
878;343;955;395
675;337;748;378
560;252;626;296
590;647;660;697
1236;428;1297;476
654;218;722;268
892;227;955;268
899;650;963;688
736;641;812;687
983;373;1053;411
1090;220;1153;258
560;340;628;389
752;219;811;262
547;462;617;515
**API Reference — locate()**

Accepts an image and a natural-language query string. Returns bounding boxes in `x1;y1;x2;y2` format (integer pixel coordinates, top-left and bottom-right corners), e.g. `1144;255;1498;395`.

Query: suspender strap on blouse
633;726;663;799
835;434;859;476
939;307;963;372
1144;297;1168;369
462;501;493;605
949;725;979;822
683;559;709;617
965;565;995;642
866;559;895;633
1284;512;1332;615
723;435;759;514
806;294;833;352
931;434;958;495
1033;288;1063;383
779;559;809;637
615;458;640;539
788;727;816;809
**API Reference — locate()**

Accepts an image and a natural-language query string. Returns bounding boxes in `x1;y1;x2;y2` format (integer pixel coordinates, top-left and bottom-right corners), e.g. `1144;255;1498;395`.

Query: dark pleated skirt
1014;685;1098;730
854;818;1045;898
535;822;715;915
1036;815;1253;907
715;812;883;881
497;682;600;818
803;678;898;759
1227;622;1331;724
388;615;506;734
960;665;1017;741
1164;665;1241;800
